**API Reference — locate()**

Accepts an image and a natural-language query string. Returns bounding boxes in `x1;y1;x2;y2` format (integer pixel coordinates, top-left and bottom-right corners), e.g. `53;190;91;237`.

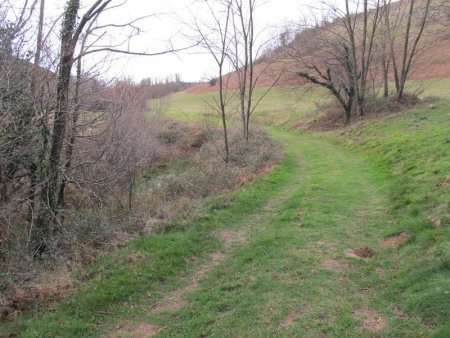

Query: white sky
14;0;314;82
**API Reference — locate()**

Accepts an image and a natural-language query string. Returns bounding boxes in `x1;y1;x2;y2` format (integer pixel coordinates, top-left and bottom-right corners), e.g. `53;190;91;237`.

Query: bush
208;77;218;86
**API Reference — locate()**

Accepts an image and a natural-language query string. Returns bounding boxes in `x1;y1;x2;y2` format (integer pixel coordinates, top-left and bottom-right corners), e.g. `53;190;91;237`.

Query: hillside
188;0;450;94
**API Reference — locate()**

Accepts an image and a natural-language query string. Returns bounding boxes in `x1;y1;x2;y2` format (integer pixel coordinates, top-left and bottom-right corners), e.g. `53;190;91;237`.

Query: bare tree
190;0;233;162
287;0;382;123
229;0;282;141
344;0;381;116
36;0;115;249
383;0;433;101
35;0;194;249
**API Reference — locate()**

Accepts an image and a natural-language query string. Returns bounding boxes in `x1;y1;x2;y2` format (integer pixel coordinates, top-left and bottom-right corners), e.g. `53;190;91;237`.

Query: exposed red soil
381;232;410;248
345;247;375;260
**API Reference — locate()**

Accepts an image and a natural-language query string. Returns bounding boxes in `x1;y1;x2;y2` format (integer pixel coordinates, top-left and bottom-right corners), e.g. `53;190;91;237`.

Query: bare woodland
283;0;448;124
0;0;283;318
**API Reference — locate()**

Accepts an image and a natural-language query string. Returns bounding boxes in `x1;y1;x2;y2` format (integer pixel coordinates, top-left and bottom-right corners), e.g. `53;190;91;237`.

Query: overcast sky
20;0;315;82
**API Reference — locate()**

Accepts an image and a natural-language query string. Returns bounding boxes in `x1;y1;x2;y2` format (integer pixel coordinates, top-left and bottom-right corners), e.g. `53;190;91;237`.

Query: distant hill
188;0;450;94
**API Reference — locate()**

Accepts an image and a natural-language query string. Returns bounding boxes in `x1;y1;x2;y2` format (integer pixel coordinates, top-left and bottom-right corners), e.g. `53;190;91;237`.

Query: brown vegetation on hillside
189;0;450;96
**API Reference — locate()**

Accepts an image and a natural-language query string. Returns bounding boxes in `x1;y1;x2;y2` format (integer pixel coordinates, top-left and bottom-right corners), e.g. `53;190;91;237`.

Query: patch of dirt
281;313;296;327
280;306;310;327
437;177;450;187
395;308;409;320
323;259;351;271
326;246;337;253
151;252;225;313
427;216;444;228
125;253;147;265
356;288;370;298
150;289;184;313
381;233;410;248
189;252;225;290
353;307;387;333
220;229;247;248
109;322;161;338
376;268;385;277
345;247;375;260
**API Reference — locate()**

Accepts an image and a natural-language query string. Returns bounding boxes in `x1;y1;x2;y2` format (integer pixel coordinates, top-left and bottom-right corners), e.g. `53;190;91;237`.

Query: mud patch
109;322;161;338
353;307;387;332
345;247;375;260
220;230;247;248
323;259;351;271
381;233;410;248
152;252;225;313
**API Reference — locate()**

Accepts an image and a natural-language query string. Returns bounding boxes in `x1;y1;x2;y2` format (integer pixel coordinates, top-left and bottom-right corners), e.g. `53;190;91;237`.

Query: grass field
165;78;450;127
2;79;449;337
165;86;329;127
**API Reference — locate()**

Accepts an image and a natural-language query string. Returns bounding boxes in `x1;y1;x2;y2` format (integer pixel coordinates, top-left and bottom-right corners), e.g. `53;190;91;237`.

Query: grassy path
145;132;429;338
3;131;437;337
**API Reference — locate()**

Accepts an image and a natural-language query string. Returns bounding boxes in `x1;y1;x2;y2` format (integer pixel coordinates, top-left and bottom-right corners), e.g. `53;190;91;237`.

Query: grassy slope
165;86;329;127
166;78;450;128
2;80;449;337
336;103;450;335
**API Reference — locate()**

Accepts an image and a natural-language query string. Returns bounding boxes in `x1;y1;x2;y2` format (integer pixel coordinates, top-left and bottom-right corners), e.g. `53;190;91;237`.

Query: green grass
3;81;449;337
336;102;450;336
165;86;329;127
165;78;450;128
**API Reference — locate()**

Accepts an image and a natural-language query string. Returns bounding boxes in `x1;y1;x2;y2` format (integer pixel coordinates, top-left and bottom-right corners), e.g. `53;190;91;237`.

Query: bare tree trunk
382;51;390;97
344;0;380;117
37;0;112;250
57;54;82;212
344;0;361;117
245;0;255;143
28;0;45;223
385;0;401;93
398;0;415;100
232;0;262;142
219;60;230;163
398;0;432;100
384;0;432;101
194;0;231;162
381;1;390;98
